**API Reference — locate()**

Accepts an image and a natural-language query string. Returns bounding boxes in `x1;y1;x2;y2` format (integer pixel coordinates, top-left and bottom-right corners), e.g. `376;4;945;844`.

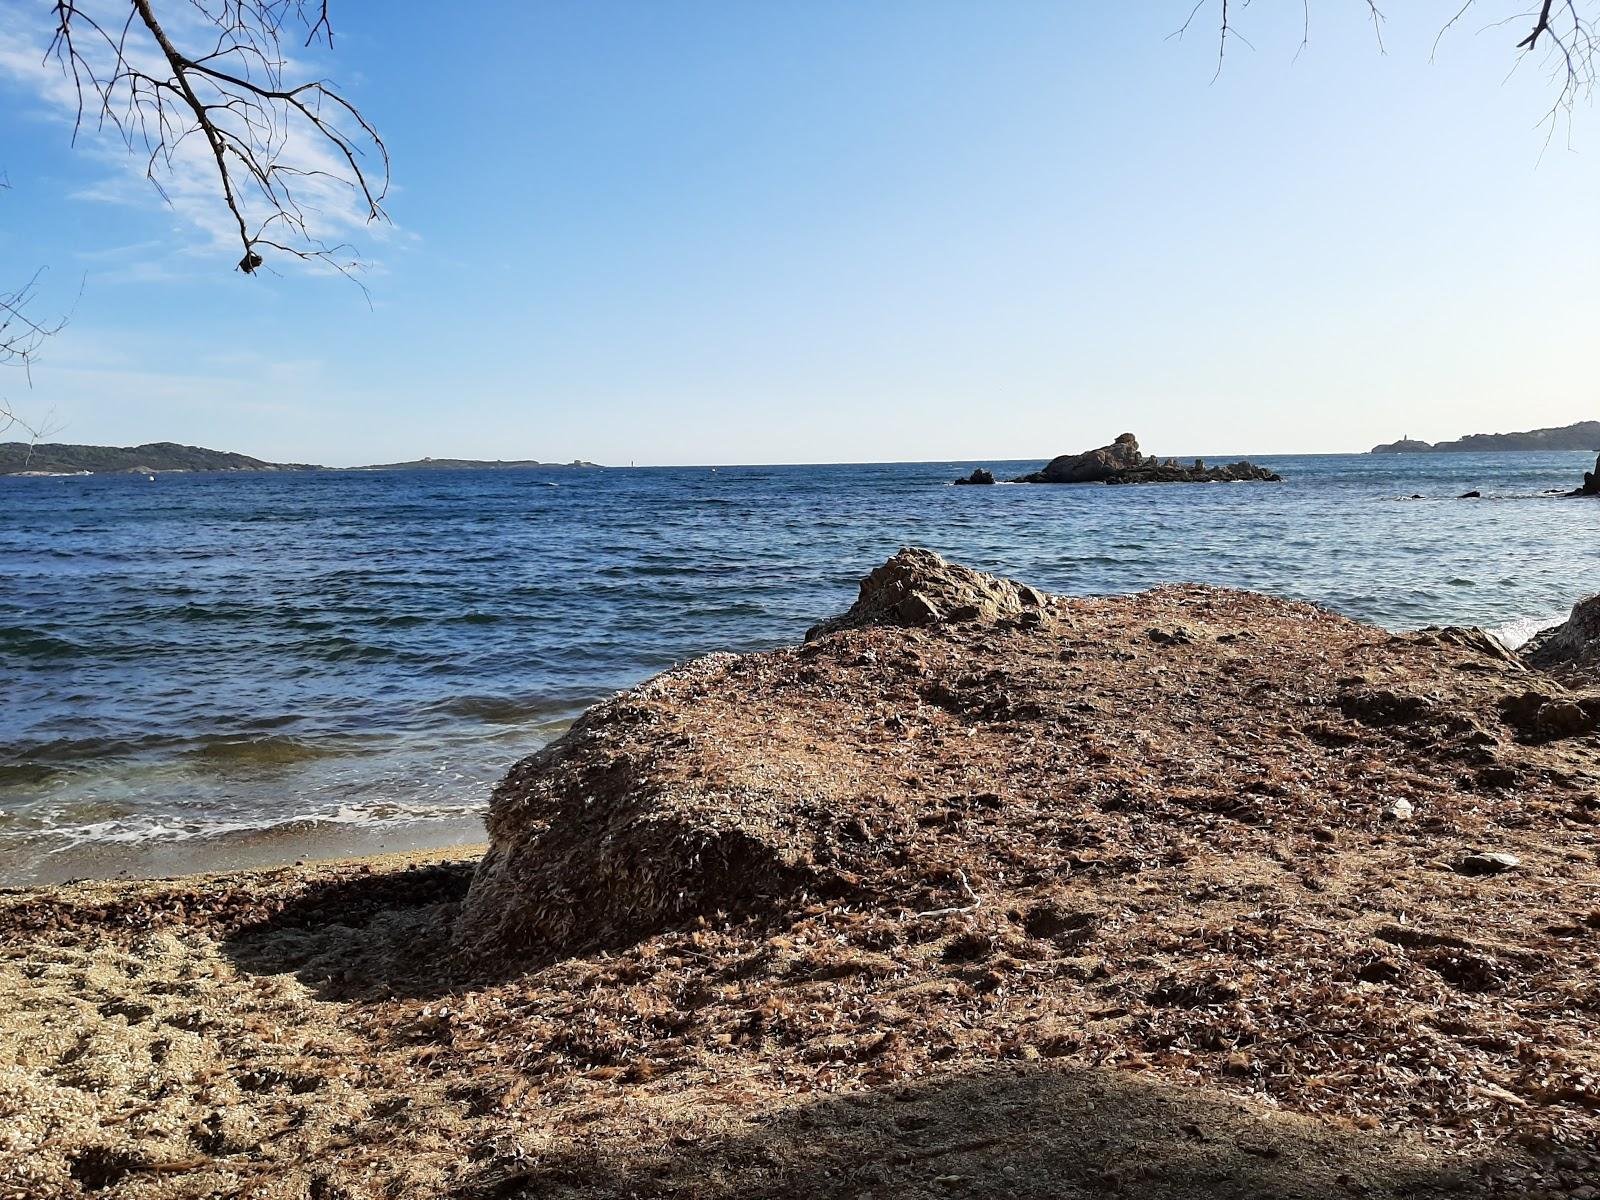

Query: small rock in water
1383;798;1414;821
953;468;996;486
1458;490;1481;499
1456;851;1521;876
1567;452;1600;497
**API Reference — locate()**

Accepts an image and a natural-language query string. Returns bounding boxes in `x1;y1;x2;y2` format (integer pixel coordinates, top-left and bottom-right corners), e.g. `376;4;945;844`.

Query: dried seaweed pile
460;548;1600;1145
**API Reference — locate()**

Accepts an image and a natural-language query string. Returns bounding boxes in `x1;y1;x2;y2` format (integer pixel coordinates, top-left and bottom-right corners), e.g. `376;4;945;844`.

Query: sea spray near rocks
1523;592;1600;681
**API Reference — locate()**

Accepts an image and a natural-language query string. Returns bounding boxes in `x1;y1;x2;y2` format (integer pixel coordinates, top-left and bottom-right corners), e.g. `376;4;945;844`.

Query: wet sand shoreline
0;815;486;888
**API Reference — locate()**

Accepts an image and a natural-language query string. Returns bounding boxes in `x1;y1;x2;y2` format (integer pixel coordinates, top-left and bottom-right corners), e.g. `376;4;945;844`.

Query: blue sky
1;1;1597;466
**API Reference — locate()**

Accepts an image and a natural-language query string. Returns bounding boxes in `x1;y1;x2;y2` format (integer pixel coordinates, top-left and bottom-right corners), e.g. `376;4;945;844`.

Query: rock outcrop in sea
953;468;996;485
1567;453;1600;497
1011;433;1281;484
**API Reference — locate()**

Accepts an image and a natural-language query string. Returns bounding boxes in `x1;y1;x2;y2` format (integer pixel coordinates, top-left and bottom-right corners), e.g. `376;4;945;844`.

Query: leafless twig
46;1;389;278
1180;0;1600;126
0;176;72;457
916;869;982;919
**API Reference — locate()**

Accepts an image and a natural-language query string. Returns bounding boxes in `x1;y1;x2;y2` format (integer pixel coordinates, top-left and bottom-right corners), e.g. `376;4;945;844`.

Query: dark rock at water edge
1015;432;1146;483
1104;458;1283;485
1567;454;1600;497
1523;593;1600;681
1012;433;1281;485
953;468;996;486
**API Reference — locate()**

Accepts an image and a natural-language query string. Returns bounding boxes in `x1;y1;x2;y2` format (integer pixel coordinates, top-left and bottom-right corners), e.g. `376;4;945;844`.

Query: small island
1000;433;1281;485
1371;421;1600;454
2;443;606;476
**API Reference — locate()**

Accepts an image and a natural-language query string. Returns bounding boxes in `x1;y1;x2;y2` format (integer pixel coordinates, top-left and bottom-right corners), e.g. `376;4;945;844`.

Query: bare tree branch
45;1;389;277
1181;0;1595;128
0;398;66;468
0;269;70;462
0;269;66;380
0;175;71;454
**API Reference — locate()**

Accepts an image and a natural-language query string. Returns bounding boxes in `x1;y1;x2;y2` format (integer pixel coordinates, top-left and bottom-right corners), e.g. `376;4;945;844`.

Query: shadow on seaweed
446;1062;1507;1200
219;857;797;1001
221;859;486;1000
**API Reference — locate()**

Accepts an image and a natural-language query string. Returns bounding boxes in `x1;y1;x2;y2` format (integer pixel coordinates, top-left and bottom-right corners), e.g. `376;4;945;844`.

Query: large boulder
805;547;1045;639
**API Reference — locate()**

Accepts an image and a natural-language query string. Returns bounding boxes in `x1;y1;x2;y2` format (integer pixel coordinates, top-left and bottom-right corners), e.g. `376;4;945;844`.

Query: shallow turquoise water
2;451;1596;875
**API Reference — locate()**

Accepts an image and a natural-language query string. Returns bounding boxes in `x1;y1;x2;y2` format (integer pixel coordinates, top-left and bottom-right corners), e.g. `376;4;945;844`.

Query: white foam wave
1488;612;1562;650
36;798;488;852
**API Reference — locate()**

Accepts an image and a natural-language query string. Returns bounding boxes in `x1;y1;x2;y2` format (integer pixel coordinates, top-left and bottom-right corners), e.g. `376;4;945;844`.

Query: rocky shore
5;551;1600;1198
1008;433;1282;485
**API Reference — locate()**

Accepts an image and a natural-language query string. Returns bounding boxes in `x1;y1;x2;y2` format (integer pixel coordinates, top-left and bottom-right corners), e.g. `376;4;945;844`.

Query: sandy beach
0;846;1558;1200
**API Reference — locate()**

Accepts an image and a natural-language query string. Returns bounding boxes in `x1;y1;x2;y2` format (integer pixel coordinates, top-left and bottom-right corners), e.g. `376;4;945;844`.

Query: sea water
3;451;1597;881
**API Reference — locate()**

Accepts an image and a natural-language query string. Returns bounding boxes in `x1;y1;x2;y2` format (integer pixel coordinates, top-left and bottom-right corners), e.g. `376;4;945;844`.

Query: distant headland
0;441;319;476
1;442;602;476
1370;421;1600;454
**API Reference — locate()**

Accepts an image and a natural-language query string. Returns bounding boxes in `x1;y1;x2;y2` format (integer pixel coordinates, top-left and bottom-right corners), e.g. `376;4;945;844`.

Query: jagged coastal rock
1567;453;1600;497
1011;433;1281;484
1523;592;1600;682
953;468;996;485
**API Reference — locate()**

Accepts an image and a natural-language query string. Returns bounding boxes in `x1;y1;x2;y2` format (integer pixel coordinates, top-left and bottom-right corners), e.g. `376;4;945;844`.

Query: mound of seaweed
457;548;1600;1150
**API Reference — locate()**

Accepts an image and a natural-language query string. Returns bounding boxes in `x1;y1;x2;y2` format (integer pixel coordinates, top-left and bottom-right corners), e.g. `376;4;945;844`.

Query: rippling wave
3;452;1598;878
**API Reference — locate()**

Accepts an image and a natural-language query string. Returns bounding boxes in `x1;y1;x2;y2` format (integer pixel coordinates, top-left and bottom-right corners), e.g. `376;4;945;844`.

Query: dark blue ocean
3;452;1597;882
